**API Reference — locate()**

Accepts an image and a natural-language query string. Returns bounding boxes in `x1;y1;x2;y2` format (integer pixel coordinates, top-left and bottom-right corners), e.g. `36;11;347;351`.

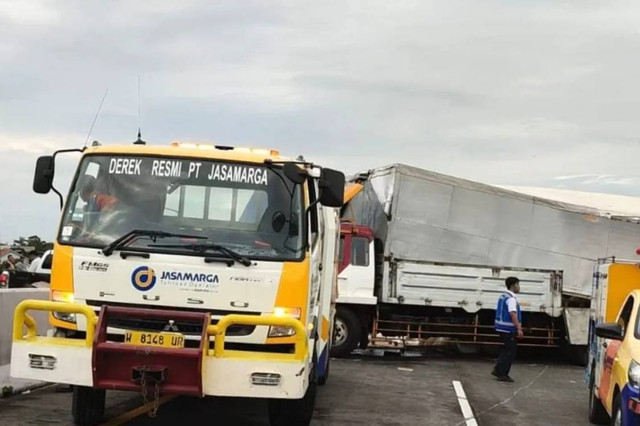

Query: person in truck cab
79;176;118;213
492;276;523;383
76;176;121;237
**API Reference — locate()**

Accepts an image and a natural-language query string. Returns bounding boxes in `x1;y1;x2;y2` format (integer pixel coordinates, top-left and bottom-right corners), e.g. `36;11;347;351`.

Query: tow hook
132;366;167;418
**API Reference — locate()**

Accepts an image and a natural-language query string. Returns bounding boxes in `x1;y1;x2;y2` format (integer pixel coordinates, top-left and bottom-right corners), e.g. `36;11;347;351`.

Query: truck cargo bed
388;259;562;316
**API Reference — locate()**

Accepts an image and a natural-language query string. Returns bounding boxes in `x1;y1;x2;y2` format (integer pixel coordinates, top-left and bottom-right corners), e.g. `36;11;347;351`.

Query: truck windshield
59;155;305;261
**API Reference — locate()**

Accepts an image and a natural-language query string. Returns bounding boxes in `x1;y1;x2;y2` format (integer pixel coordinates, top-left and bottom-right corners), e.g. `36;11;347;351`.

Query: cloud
0;134;81;155
553;174;640;187
0;1;60;25
4;1;640;240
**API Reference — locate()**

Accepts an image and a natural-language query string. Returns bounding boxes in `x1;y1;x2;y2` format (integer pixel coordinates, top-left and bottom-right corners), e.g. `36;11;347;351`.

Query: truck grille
107;317;254;336
86;300;258;336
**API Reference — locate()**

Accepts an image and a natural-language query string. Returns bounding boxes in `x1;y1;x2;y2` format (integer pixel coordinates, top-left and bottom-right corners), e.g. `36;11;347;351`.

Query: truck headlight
268;307;301;338
629;360;640;388
51;291;76;324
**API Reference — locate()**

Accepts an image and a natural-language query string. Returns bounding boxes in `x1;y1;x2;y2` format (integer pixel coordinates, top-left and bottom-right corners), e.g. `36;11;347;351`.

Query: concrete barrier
0;288;49;365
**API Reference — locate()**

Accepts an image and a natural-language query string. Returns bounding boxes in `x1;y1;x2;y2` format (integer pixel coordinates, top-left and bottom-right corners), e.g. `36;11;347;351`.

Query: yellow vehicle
11;141;345;425
588;258;640;425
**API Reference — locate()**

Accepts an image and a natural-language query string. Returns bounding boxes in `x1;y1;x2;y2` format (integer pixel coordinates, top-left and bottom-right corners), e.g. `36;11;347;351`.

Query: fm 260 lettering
160;272;219;283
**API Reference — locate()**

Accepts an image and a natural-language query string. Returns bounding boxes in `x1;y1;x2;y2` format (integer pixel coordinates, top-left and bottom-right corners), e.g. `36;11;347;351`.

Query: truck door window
618;297;634;337
351;237;370;266
338;236;345;264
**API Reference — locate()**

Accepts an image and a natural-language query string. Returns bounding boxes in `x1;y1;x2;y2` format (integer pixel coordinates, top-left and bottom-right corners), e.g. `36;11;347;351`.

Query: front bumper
11;300;309;399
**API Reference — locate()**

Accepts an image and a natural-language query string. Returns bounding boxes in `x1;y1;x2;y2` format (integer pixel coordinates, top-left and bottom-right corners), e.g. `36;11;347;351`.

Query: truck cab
331;223;379;356
337;223;376;306
11;142;345;426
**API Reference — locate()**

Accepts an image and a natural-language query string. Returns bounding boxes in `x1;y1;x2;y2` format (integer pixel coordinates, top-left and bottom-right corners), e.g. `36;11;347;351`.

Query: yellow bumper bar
13;300;98;348
207;314;308;361
13;301;308;361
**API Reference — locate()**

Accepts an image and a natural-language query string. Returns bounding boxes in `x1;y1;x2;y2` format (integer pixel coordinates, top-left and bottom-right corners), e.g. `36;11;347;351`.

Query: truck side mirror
595;322;624;340
33;156;55;194
319;168;345;208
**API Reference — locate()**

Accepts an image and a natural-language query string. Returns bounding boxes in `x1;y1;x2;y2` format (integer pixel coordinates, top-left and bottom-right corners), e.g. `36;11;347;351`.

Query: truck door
337;234;374;301
598;295;634;403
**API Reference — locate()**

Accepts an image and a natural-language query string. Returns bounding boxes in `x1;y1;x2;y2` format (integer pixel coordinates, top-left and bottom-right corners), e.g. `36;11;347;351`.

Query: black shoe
497;376;514;383
491;370;499;378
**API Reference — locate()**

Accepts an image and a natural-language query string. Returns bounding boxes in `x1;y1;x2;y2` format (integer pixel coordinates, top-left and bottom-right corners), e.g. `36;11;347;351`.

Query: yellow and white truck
11;141;344;425
587;257;640;425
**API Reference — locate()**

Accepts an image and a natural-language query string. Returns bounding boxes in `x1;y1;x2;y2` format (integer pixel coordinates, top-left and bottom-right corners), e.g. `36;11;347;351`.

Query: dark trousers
494;332;517;377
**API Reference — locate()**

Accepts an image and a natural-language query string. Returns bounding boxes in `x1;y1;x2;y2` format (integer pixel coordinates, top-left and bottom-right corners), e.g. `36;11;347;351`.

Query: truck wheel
611;394;621;426
72;386;105;425
318;350;330;385
563;343;588;366
330;307;360;358
268;362;317;426
588;369;610;425
572;345;588;367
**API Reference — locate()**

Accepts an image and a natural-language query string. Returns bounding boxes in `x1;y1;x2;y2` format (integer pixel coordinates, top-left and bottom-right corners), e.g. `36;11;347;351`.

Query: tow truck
11;141;344;425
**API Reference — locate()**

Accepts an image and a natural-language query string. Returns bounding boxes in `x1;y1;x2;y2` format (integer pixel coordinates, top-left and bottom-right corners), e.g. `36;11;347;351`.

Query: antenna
134;75;146;145
84;88;109;148
138;74;141;134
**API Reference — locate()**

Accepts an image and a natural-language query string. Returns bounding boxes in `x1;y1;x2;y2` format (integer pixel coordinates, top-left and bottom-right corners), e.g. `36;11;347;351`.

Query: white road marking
397;367;413;372
452;380;478;426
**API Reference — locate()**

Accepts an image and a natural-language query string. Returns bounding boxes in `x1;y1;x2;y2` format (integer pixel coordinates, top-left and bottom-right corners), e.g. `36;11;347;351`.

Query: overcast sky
2;1;640;241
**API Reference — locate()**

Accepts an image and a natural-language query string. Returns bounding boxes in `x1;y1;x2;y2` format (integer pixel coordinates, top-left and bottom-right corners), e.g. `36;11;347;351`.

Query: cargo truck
587;258;640;425
332;164;640;362
11;141;345;426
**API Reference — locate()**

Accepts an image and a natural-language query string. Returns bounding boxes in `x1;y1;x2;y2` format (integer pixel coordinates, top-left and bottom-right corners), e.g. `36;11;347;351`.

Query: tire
359;326;370;349
72;386;106;425
564;344;588;366
588;369;610;425
318;349;330;386
611;394;621;426
330;307;360;358
572;345;588;367
268;361;317;426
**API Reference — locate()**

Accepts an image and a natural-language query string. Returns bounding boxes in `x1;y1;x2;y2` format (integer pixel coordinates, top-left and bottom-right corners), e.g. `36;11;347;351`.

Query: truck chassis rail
369;310;561;350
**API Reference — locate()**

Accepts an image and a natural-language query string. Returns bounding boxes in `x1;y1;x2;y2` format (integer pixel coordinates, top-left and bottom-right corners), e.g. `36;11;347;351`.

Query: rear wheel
330;307;360;358
72;386;105;425
563;343;588;366
588;369;610;425
268;361;317;426
611;394;622;426
318;348;330;385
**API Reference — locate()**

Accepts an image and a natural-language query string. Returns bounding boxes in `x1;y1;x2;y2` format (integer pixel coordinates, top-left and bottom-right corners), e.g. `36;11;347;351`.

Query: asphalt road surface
0;350;590;426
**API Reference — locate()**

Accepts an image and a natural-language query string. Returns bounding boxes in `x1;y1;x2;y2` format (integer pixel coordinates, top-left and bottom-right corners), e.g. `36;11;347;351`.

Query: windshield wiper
148;242;253;267
102;229;207;257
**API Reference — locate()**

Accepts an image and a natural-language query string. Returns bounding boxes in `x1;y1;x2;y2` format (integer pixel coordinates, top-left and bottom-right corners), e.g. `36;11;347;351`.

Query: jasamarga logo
160;272;219;283
158;271;220;293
